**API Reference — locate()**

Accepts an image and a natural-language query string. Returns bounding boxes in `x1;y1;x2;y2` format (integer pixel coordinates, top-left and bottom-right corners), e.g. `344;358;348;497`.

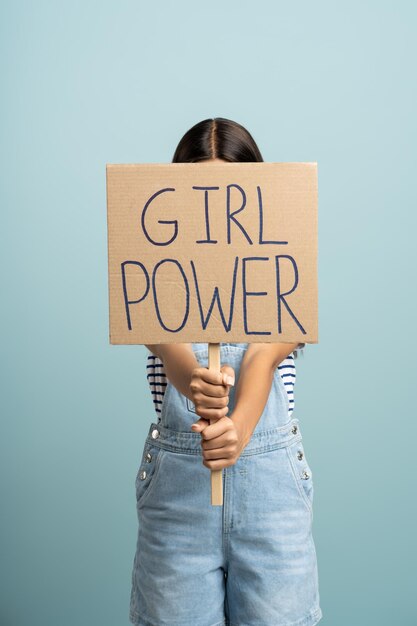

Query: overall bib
129;343;323;626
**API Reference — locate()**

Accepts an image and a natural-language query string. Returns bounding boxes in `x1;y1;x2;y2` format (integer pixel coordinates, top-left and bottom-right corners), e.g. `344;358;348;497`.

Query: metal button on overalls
146;452;152;462
291;424;298;434
151;428;160;439
139;470;147;480
297;450;304;460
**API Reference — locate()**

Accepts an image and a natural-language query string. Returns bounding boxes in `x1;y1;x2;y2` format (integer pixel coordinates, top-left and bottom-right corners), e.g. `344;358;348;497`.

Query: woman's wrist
231;409;254;447
229;350;277;446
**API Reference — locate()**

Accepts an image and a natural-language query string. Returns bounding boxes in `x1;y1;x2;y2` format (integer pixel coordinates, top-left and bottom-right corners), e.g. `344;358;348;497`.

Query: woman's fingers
220;364;235;387
190;409;231;432
192;415;234;439
190;417;210;432
194;392;229;410
196;405;230;420
189;365;235;422
190;369;225;399
191;367;235;398
197;365;235;388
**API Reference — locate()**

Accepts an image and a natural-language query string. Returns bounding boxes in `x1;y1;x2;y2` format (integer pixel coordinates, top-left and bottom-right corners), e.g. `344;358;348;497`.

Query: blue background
1;1;416;624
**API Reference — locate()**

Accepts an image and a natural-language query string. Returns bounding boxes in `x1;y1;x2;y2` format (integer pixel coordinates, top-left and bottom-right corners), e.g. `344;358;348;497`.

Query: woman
129;117;323;626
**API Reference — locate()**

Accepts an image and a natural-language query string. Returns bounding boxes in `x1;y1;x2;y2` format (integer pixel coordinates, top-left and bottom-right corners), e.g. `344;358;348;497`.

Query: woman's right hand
189;364;235;422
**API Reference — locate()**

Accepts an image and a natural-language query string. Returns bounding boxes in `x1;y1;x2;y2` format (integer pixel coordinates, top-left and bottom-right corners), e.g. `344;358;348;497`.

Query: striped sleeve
146;353;167;418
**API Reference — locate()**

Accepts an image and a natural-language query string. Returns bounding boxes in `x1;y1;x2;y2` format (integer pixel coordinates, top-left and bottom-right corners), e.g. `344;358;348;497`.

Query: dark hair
172;117;264;163
171;117;303;358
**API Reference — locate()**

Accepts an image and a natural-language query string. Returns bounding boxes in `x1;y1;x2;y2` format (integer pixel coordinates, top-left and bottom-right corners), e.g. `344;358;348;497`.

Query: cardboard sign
106;162;318;345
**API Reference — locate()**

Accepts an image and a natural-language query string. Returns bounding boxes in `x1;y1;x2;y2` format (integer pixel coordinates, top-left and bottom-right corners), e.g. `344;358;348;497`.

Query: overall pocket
285;431;314;518
135;442;165;508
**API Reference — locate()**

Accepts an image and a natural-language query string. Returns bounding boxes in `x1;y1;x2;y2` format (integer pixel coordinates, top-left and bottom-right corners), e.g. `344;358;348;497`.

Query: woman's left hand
191;415;251;470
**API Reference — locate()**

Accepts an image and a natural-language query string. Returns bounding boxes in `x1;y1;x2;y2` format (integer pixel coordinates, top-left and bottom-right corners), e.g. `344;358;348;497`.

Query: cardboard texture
106;162;318;345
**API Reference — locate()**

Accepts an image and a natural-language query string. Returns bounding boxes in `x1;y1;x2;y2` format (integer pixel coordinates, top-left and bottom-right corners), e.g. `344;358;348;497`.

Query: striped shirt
146;344;305;422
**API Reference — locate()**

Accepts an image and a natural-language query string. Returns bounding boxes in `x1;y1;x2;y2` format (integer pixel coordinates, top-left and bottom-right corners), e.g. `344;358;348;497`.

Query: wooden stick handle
208;343;223;506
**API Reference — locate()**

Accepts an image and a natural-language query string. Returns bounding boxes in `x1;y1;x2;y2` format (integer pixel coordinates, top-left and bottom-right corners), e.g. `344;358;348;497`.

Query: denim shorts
129;343;323;626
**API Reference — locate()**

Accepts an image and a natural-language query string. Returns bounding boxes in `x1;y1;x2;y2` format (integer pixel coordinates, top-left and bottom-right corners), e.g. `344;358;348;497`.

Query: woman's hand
189;364;235;422
191;415;251;470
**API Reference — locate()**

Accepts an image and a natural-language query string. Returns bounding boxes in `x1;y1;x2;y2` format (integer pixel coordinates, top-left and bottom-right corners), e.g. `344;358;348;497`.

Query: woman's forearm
232;343;300;446
145;343;198;400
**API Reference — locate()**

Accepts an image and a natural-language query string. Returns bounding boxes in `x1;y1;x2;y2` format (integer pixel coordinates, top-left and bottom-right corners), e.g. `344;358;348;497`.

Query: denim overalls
129;343;323;626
